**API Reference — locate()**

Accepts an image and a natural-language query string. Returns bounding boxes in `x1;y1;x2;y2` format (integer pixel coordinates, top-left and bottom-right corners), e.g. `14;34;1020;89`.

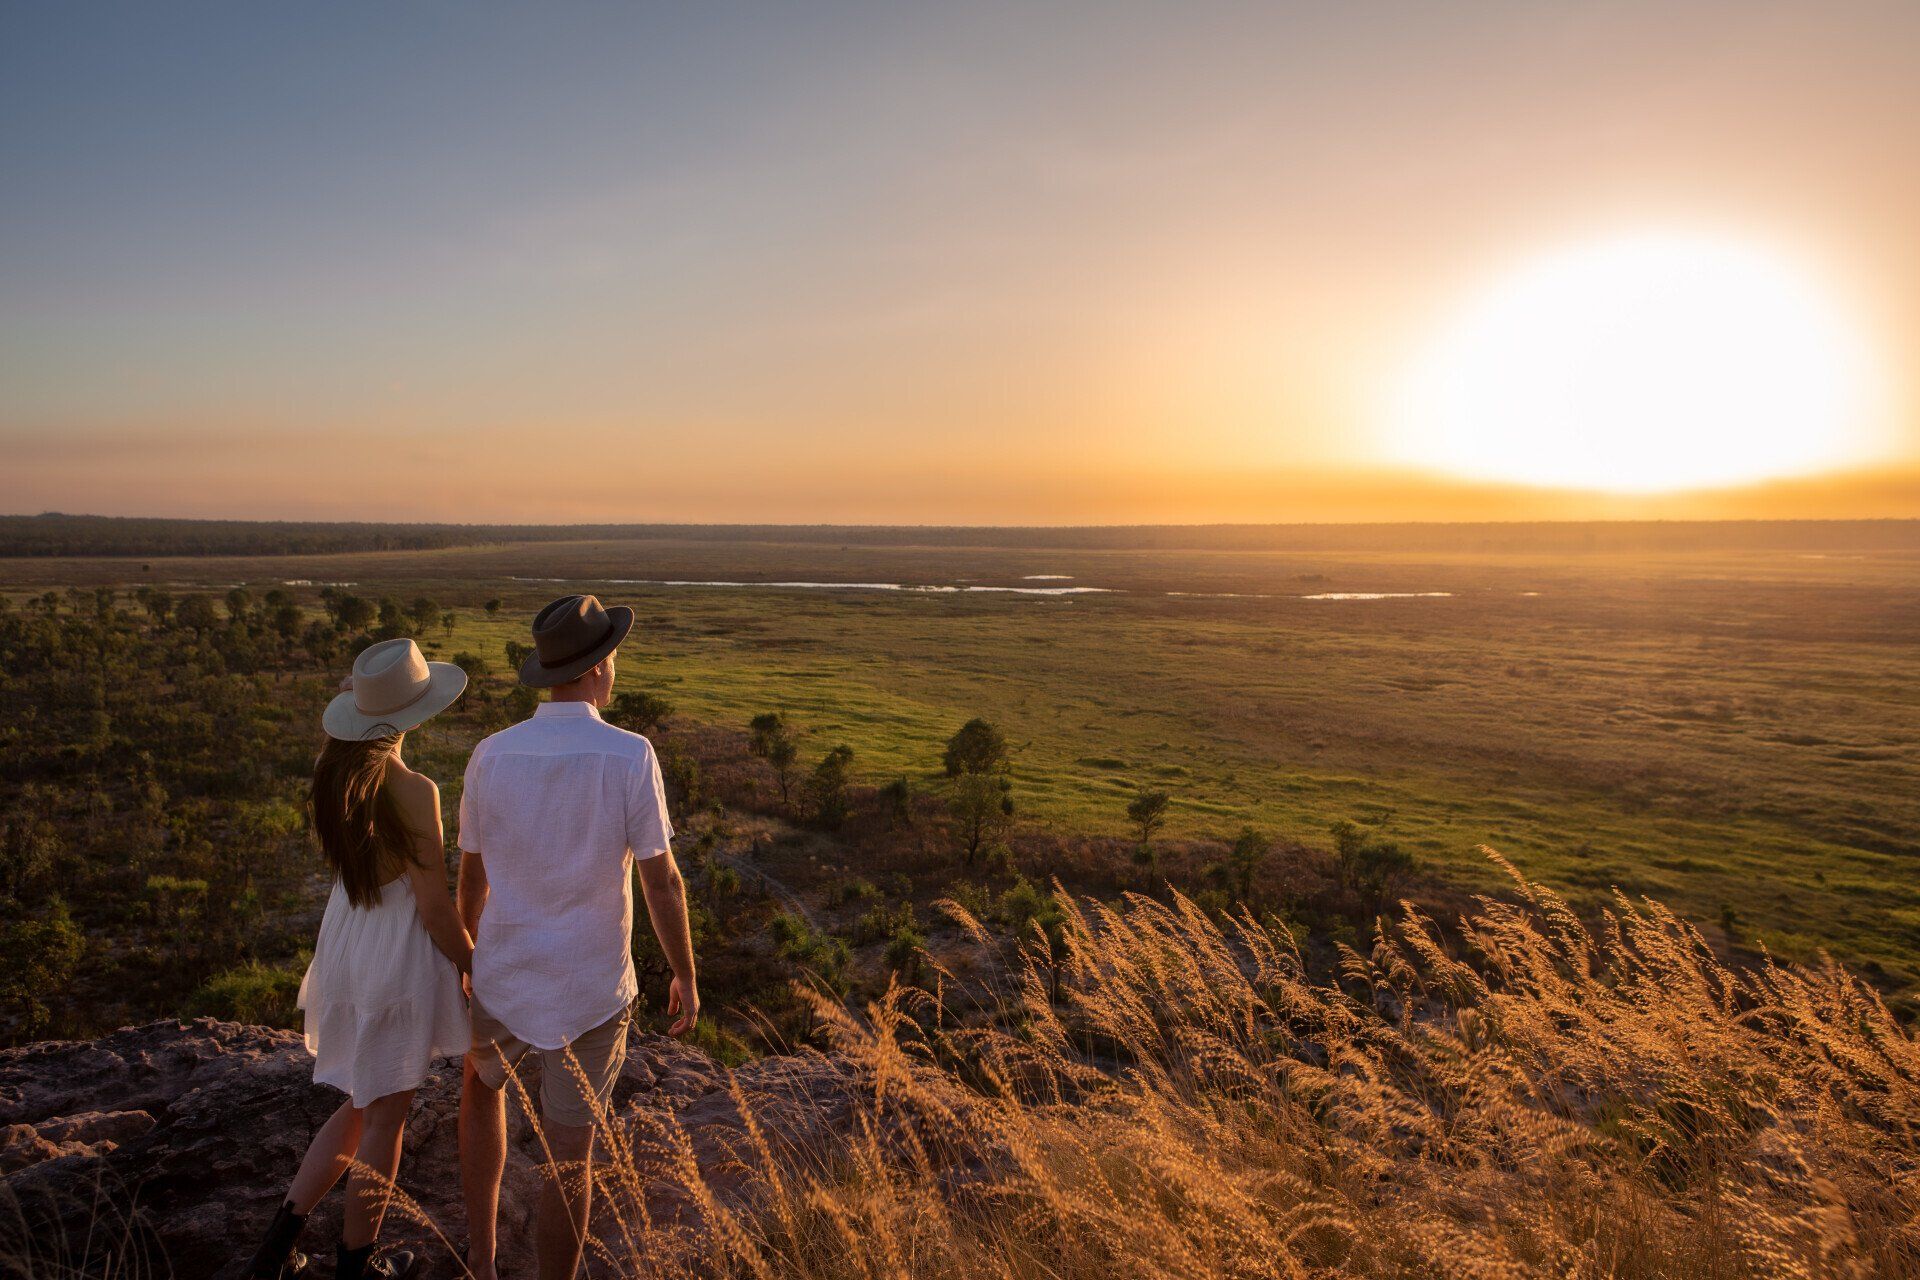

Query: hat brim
323;662;469;741
517;606;634;688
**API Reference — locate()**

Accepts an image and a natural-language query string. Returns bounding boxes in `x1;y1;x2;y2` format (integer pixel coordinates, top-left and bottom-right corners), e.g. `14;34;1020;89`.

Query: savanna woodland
2;522;1918;1277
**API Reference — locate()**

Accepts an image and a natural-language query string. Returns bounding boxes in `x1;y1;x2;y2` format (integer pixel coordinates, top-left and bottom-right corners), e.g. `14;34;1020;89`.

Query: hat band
357;676;433;718
538;619;615;669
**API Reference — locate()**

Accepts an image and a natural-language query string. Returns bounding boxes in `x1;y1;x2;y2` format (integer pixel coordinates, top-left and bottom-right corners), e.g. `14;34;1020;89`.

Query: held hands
665;973;700;1037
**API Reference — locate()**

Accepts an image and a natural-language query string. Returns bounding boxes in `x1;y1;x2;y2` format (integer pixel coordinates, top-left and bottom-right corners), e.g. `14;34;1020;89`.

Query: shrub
770;912;850;994
610;690;674;735
659;743;702;810
1331;819;1416;905
189;958;307;1027
851;900;914;948
883;918;926;981
834;877;880;906
878;775;914;827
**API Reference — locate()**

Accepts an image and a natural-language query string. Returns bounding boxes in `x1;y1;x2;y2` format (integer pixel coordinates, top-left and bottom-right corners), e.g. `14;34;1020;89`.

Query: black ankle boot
243;1201;308;1278
335;1242;420;1280
335;1242;372;1280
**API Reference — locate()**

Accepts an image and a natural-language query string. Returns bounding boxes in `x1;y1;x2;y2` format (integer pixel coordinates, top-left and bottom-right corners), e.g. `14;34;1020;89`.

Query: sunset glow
2;4;1918;522
1383;232;1889;493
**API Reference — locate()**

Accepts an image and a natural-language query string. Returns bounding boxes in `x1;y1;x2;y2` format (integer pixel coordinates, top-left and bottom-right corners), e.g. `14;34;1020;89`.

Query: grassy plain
8;533;1919;996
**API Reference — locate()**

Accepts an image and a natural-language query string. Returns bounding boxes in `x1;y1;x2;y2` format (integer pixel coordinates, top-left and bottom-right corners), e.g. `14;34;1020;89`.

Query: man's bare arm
457;848;489;939
636;850;699;1035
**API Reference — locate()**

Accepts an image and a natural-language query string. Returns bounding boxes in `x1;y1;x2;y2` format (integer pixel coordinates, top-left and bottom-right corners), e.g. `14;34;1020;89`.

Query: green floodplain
9;528;1917;998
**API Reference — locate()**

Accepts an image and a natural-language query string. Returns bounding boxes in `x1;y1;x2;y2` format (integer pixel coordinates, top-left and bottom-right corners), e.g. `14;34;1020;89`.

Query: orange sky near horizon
3;2;1917;525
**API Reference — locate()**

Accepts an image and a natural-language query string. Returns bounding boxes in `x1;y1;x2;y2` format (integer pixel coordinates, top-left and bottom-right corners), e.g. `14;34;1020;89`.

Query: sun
1381;230;1888;493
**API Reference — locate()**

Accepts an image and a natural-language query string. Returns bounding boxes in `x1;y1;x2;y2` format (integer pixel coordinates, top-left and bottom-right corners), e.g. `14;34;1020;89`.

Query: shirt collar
535;700;603;720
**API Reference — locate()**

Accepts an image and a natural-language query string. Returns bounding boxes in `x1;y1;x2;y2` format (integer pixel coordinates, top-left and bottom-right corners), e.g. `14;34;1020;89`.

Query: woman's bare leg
286;1098;365;1213
341;1090;414;1248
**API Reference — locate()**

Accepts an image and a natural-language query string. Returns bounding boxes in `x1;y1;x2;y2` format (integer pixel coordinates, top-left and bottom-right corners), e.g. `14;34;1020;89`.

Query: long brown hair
309;734;418;907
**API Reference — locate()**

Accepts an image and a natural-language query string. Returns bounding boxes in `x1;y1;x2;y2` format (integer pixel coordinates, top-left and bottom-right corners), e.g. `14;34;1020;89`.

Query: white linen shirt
458;700;673;1049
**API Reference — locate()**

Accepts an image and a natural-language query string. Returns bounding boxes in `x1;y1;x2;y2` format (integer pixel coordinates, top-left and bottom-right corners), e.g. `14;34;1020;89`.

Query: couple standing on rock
244;594;699;1280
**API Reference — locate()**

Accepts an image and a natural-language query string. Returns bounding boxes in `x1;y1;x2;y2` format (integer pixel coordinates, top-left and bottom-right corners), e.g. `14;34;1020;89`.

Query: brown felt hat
518;593;634;687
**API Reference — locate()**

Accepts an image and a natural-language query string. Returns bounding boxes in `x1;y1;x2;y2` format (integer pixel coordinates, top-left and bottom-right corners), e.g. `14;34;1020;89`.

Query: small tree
610;690;674;735
878;776;914;828
334;594;374;632
943;717;1009;777
484;598;502;616
0;787;61;903
1330;820;1369;891
503;639;531;671
0;898;85;1038
449;651;491;702
302;620;339;665
1331;820;1416;905
176;594;221;632
950;772;1014;868
748;713;800;806
504;685;539;722
806;745;856;829
407;596;441;631
1227;827;1267;905
1001;878;1070;1004
660;742;702;810
224;587;253;622
1127;789;1171;845
269;603;302;640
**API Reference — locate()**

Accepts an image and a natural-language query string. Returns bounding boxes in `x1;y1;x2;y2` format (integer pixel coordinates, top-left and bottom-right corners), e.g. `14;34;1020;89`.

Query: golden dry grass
553;849;1918;1280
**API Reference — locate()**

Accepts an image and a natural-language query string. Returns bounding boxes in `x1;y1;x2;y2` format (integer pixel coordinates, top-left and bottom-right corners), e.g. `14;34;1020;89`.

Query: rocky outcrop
0;1020;863;1278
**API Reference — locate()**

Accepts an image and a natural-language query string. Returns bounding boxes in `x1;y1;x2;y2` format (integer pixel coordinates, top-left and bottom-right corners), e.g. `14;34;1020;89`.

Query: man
456;594;698;1280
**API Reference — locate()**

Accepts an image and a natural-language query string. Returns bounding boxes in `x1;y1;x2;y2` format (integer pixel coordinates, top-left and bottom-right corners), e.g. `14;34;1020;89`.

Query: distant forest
5;510;1920;558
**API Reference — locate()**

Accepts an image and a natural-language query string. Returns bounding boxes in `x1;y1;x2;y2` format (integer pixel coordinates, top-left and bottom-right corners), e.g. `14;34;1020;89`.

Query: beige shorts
467;999;631;1129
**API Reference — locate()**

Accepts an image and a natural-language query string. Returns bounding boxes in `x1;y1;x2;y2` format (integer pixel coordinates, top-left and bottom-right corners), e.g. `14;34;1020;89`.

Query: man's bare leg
459;1057;506;1280
535;1118;594;1280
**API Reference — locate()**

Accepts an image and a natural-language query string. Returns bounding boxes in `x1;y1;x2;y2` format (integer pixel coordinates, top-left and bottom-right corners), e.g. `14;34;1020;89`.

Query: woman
245;638;473;1280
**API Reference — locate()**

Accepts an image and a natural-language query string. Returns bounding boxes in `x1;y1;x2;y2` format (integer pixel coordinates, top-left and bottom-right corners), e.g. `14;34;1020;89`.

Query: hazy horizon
5;2;1918;523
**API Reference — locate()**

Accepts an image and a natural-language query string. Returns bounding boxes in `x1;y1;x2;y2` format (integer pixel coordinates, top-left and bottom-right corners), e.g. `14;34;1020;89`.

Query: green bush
188;956;308;1028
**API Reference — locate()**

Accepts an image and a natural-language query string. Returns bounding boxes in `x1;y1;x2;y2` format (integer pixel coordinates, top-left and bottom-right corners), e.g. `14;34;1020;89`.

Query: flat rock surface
0;1019;866;1278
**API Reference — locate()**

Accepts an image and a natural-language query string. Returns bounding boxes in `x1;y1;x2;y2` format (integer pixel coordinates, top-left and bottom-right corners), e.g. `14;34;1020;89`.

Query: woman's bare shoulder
384;763;441;814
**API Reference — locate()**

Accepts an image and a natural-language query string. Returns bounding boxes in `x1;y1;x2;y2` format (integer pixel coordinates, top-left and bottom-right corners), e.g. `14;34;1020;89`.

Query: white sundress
297;872;470;1106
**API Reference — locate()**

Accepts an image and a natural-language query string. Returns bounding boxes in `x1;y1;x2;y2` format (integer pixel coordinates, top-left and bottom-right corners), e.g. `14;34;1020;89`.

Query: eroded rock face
0;1020;863;1278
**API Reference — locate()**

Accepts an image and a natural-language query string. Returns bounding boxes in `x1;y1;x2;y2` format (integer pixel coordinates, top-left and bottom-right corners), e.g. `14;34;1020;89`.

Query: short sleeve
457;747;486;853
626;746;673;860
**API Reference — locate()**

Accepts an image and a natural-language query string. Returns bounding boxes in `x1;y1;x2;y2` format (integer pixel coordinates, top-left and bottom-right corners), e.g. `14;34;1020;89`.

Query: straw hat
323;637;468;740
517;593;634;687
